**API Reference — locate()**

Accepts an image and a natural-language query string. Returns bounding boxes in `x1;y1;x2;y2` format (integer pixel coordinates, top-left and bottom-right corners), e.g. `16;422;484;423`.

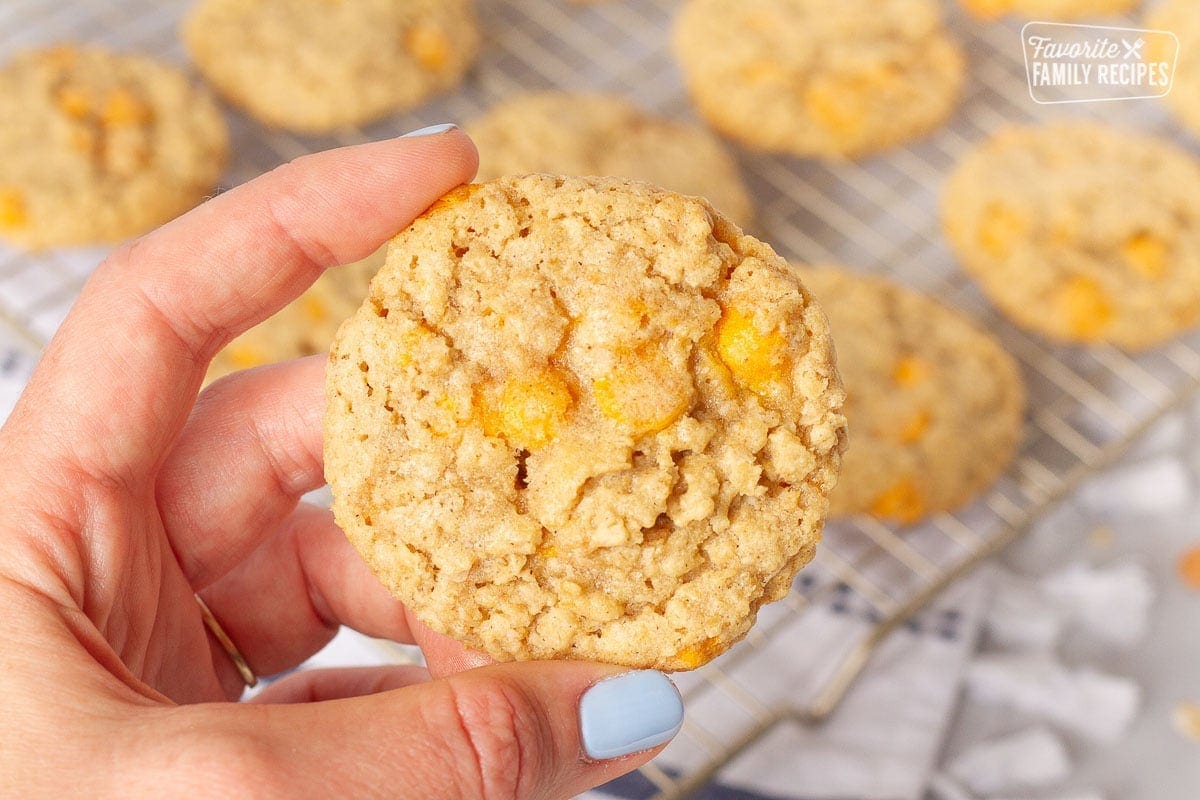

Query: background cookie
797;267;1025;525
958;0;1139;20
672;0;965;158
206;249;384;383
183;0;480;132
943;124;1200;351
469;92;754;223
0;45;228;249
1147;0;1200;139
325;175;846;670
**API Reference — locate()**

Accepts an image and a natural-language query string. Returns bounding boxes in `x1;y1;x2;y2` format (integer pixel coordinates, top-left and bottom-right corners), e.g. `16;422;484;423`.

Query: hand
0;128;683;799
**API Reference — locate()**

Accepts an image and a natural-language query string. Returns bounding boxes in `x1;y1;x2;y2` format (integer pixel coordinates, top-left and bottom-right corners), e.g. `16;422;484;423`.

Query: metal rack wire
1;2;1197;798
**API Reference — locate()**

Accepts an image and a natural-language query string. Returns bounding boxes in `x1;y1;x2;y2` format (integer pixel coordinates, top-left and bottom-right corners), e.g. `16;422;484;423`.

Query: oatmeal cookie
183;0;480;132
797;266;1024;524
0;45;228;249
672;0;965;158
470;92;753;223
325;175;846;669
943;123;1200;350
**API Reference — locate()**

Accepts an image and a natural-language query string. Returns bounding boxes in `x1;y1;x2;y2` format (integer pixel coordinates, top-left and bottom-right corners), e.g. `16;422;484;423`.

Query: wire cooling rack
2;2;1198;798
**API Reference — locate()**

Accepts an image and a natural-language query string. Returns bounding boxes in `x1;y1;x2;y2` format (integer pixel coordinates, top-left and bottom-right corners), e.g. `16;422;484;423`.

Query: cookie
206;249;384;383
325;175;846;670
797;267;1025;525
183;0;480;132
943;124;1200;351
469;92;753;222
958;0;1138;20
671;0;965;158
0;45;228;249
1147;0;1200;139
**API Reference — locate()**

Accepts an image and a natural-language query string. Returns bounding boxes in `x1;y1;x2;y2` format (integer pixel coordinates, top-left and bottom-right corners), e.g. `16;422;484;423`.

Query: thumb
173;662;684;800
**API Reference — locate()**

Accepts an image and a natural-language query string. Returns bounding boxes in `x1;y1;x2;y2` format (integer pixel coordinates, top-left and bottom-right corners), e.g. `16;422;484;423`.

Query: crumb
1174;701;1200;741
1178;544;1200;592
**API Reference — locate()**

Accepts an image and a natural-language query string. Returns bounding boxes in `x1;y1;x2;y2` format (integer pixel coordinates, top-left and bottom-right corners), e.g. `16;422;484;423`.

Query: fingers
171;662;685;800
251;666;431;704
200;500;498;685
158;355;325;588
13;129;477;488
199;503;419;678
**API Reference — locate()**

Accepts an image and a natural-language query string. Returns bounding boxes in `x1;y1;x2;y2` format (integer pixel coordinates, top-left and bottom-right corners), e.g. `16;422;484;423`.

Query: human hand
0;127;684;799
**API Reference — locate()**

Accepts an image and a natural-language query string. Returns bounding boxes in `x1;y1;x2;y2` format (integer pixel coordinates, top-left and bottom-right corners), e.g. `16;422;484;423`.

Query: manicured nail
579;670;684;760
400;123;457;138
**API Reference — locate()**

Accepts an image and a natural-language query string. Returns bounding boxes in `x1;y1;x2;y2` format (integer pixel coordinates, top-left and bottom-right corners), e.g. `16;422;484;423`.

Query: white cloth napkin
587;573;990;800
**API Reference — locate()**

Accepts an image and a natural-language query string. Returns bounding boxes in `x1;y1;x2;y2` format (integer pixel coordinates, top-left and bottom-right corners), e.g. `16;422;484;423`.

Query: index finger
8;128;478;488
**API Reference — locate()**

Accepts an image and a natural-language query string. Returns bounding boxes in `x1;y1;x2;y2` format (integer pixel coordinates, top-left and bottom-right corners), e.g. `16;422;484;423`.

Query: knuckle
426;677;551;800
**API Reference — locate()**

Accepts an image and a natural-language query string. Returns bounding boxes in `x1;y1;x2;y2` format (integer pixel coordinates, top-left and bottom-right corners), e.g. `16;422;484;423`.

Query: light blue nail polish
579;670;684;760
400;123;457;138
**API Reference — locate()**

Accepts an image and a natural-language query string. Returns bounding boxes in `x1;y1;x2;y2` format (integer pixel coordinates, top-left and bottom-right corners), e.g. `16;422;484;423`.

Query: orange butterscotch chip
482;369;574;451
227;344;268;369
805;66;899;136
55;85;92;119
1058;275;1113;340
102;88;153;126
673;638;720;669
897;410;930;444
978;204;1027;259
1122;232;1169;281
1179;544;1200;592
959;0;1012;17
594;348;692;437
715;307;788;394
301;294;328;322
0;189;28;230
870;478;925;524
405;24;451;71
892;355;932;387
805;78;865;137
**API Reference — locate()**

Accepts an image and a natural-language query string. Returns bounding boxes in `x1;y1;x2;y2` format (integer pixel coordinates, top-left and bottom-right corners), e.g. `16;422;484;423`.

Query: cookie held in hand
324;175;846;670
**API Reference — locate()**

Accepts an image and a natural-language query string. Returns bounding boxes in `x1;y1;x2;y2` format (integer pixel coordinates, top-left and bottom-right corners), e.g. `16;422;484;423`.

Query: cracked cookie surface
672;0;964;158
797;267;1025;525
0;45;228;249
207;249;384;383
183;0;480;132
470;92;753;223
943;124;1200;351
325;175;846;669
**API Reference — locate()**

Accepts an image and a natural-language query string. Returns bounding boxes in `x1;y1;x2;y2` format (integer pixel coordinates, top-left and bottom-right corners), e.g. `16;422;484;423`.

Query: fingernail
400;123;457;138
579;670;684;760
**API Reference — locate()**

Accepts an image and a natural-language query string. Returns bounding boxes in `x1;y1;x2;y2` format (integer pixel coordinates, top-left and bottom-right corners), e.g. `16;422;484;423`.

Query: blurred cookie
672;0;964;158
325;175;846;670
798;267;1025;525
943;124;1200;350
207;249;384;383
1147;0;1199;139
183;0;480;132
958;0;1138;20
0;45;227;249
470;92;753;222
